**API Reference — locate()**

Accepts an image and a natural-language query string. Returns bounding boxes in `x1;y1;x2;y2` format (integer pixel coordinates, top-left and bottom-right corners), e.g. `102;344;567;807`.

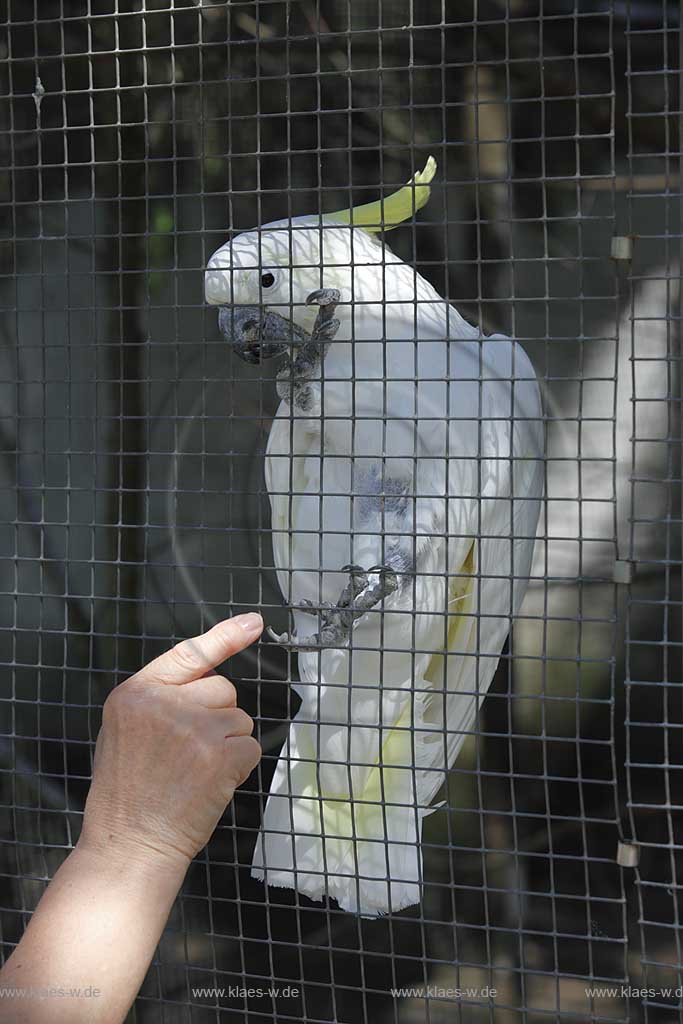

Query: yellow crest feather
327;156;437;233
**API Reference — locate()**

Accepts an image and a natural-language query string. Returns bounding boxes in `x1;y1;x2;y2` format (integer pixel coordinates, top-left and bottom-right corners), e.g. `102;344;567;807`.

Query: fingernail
232;612;263;638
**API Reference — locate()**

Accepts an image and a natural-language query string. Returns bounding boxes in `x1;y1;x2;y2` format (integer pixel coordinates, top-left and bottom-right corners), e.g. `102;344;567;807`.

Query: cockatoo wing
418;338;544;803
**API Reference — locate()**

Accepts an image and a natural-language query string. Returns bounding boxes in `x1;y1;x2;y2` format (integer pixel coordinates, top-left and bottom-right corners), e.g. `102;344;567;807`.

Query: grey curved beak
218;305;308;365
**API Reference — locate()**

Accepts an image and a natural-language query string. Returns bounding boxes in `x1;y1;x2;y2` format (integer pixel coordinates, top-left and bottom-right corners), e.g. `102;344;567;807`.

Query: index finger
132;614;263;686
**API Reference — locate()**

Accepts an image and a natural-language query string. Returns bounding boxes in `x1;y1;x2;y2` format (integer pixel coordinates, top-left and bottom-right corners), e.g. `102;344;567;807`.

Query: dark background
0;2;681;1021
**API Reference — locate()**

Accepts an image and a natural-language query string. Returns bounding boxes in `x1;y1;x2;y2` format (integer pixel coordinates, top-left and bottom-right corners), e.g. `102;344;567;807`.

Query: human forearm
0;840;187;1024
0;615;262;1023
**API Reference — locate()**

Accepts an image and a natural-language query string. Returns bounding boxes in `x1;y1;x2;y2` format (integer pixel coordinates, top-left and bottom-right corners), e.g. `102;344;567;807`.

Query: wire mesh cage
0;1;681;1022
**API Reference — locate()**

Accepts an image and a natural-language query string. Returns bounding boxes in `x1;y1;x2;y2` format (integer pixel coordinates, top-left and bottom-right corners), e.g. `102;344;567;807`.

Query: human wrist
75;822;191;891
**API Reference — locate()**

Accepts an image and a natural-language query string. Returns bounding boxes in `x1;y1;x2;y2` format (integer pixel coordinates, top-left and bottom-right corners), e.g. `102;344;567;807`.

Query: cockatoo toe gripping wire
205;157;544;916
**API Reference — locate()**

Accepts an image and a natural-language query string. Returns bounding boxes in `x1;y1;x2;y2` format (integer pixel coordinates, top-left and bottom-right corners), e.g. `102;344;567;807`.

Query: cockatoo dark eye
261;272;275;288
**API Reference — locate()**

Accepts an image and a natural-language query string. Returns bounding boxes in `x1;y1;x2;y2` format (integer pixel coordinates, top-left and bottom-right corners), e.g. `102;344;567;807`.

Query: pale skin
0;612;264;1024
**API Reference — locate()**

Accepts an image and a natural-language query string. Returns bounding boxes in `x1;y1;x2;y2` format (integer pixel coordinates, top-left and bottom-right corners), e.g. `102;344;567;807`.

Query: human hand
79;614;263;875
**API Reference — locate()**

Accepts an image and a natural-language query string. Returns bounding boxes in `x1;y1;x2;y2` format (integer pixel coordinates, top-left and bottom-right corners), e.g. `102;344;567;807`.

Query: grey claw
269;628;330;652
367;565;400;594
339;564;369;607
306;288;341;307
295;599;333;614
267;626;294;644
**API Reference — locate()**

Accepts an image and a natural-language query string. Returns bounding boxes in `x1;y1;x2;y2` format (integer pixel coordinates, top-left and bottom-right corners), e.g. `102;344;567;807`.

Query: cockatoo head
204;158;438;363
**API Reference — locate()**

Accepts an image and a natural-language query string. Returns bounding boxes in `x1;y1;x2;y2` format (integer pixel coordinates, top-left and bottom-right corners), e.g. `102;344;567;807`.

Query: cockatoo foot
275;287;342;412
268;563;398;651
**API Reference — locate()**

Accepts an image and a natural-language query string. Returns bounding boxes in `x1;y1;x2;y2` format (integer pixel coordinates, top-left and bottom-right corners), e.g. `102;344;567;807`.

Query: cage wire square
0;1;681;1023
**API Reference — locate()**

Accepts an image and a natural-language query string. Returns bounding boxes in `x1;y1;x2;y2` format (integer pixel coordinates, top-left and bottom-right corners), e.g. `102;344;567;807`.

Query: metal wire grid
624;4;683;1022
0;1;677;1021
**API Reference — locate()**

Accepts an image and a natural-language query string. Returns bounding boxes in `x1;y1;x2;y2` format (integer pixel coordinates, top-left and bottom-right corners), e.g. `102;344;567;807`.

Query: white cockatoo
205;158;544;916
